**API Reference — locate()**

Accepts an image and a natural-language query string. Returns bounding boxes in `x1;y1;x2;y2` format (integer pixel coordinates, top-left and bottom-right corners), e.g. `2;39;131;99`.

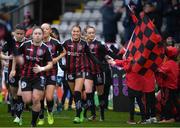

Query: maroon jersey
2;38;25;75
88;39;111;74
18;40;52;78
63;39;92;74
45;37;63;76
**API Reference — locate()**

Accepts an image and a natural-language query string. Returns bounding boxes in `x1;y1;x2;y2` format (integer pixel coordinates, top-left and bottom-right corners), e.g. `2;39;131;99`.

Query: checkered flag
125;12;165;77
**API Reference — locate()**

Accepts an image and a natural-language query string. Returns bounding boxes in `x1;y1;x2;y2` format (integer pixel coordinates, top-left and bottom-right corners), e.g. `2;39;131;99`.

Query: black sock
39;100;44;119
16;96;24;118
81;99;86;108
74;91;82;117
31;110;40;127
82;99;87;118
98;94;105;120
7;93;11;113
12;98;17;116
47;100;54;113
87;93;96;116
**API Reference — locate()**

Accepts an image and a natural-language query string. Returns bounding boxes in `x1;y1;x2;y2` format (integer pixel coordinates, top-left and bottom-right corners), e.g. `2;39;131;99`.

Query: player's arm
33;47;53;73
0;52;13;60
33;61;53;73
9;57;16;79
0;42;13;60
85;43;102;65
52;47;66;64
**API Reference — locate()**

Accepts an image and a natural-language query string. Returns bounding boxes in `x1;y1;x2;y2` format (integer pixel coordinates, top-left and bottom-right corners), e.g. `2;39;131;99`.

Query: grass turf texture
0;103;179;127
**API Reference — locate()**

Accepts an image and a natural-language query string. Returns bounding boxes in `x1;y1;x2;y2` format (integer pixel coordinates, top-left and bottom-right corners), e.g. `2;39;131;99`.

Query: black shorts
20;76;46;91
46;75;56;86
66;73;76;82
76;72;93;80
8;75;20;88
66;72;93;82
93;72;105;86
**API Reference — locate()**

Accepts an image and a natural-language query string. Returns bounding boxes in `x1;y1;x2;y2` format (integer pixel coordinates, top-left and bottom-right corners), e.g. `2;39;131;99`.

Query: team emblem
47;45;52;51
37;49;43;56
90;44;94;50
51;76;56;81
21;81;27;89
68;74;74;80
77;45;82;51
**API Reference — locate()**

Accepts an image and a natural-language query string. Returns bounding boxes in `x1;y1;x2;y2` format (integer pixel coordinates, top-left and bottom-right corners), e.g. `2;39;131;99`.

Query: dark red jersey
18;40;52;78
63;39;92;74
88;39;114;74
2;38;25;74
44;37;63;76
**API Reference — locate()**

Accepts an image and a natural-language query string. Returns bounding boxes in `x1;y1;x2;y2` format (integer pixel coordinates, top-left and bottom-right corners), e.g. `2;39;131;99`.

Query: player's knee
46;94;53;101
23;98;31;104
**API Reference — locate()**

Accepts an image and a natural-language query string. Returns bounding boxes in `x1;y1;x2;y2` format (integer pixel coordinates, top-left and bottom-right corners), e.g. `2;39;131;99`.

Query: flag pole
123;4;135;59
127;4;133;13
123;30;134;59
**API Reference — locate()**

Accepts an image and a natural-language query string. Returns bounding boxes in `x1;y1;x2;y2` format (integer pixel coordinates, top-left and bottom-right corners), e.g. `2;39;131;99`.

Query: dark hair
24;14;33;24
51;27;59;36
71;24;81;32
51;27;60;41
0;22;7;40
15;24;26;31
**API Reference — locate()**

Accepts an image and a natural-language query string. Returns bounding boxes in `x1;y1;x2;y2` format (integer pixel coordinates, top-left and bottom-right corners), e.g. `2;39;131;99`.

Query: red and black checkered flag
125;12;165;77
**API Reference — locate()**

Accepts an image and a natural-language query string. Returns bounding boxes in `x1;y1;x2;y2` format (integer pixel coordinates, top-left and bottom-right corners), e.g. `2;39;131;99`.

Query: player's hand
8;55;13;60
16;56;24;65
107;59;116;66
9;70;16;79
33;64;45;73
52;58;58;64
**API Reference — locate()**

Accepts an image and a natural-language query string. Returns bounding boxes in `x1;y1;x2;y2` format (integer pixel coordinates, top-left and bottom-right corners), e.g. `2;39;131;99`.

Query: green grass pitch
0;103;179;127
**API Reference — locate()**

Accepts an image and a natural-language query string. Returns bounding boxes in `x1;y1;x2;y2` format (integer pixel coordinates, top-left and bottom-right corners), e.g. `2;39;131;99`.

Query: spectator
163;0;180;43
21;11;34;29
143;0;163;33
100;0;122;44
122;0;142;44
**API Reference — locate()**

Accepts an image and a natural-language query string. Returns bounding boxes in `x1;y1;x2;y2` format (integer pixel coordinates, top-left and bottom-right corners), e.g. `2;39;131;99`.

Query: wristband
40;67;45;72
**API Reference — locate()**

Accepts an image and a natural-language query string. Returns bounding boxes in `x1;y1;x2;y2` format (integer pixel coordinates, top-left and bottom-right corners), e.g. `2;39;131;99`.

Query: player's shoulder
63;38;72;45
81;39;88;45
50;37;61;44
20;40;32;47
94;39;102;44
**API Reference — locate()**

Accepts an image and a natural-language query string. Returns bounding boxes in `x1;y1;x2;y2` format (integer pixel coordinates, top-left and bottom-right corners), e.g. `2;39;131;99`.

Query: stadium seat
59;22;69;34
62;12;73;22
72;12;82;22
84;1;96;10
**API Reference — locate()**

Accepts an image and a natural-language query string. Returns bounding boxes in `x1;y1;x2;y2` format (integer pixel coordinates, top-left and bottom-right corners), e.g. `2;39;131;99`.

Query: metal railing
7;0;36;27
